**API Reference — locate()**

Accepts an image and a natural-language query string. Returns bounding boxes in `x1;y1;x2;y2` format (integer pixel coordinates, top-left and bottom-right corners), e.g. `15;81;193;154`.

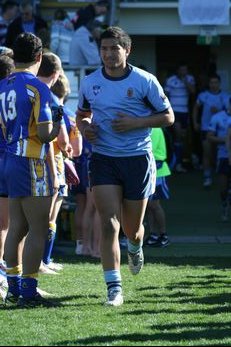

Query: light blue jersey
208;110;231;159
197;90;228;131
165;74;195;113
78;64;170;157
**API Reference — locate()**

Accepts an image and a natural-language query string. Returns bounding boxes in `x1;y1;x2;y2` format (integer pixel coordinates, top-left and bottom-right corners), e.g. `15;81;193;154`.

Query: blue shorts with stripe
89;152;156;200
5;152;53;198
0;151;8;197
149;176;169;200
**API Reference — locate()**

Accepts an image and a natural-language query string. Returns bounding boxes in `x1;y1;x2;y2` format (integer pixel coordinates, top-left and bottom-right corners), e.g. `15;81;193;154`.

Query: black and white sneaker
155;234;170;247
145;234;159;246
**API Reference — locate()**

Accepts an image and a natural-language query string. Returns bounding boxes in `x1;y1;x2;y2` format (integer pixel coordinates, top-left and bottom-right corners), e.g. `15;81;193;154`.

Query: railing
63;64;101;110
64;64;101;83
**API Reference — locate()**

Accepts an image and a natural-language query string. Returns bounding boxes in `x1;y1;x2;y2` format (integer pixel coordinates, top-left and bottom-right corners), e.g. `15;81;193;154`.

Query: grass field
1;246;231;346
1;171;231;346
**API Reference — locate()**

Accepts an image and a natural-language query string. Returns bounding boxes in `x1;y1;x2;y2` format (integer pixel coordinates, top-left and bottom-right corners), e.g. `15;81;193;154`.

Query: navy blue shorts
5;152;53;198
174;112;189;129
216;158;229;175
89;152;156;200
0;151;8;197
71;157;89;195
149;176;169;200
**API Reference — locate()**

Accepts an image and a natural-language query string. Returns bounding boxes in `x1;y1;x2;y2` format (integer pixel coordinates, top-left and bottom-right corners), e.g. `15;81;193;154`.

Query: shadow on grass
57;253;231;270
53;327;231;346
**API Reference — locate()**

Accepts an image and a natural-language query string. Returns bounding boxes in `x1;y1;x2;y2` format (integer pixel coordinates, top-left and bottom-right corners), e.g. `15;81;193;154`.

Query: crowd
0;0;231;308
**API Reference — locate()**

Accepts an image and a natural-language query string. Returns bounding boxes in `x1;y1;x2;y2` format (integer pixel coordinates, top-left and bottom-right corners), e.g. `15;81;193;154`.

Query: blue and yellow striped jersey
0;70;53;159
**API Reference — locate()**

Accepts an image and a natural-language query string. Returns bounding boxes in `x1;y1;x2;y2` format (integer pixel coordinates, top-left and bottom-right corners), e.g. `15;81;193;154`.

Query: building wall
118;5;231;92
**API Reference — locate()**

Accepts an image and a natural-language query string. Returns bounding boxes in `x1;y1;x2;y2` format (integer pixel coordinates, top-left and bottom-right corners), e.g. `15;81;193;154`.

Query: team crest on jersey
127;88;133;97
93;85;101;95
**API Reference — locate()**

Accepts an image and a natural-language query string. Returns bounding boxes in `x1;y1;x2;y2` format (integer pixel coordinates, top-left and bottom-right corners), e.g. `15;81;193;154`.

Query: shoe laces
108;288;122;301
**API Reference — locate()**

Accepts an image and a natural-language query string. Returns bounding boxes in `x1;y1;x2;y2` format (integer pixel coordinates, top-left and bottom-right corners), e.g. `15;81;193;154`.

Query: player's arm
69;126;82;158
37;121;61;143
76;109;98;143
207;130;225;144
112;107;174;133
46;142;59;193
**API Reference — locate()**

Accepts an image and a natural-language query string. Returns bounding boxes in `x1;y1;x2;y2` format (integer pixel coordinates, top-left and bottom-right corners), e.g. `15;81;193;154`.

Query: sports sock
6;264;22;297
43;222;56;265
104;270;122;293
127;239;143;254
21;275;38;298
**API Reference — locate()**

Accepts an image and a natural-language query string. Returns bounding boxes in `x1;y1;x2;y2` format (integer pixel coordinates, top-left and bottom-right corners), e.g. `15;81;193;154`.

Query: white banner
178;0;230;25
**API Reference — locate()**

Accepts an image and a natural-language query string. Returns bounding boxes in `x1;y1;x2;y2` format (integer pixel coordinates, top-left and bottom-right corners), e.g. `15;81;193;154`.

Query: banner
178;0;230;25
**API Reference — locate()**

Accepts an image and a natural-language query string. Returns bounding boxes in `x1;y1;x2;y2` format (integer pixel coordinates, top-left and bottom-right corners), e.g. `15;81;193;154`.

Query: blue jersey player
0;33;61;308
76;26;174;306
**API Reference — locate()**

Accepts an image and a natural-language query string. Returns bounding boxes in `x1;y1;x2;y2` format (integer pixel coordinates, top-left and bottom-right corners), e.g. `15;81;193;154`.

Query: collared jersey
78;64;170;157
209;110;231;159
0;71;52;159
196;90;228;131
165;74;195;113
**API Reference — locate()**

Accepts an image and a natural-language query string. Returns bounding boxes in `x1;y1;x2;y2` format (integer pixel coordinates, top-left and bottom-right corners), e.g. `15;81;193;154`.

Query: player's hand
112;112;137;132
83;124;98;143
62;143;73;158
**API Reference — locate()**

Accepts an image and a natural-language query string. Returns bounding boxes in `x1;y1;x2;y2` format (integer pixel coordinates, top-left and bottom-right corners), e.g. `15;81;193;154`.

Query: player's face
209;78;220;92
100;38;129;70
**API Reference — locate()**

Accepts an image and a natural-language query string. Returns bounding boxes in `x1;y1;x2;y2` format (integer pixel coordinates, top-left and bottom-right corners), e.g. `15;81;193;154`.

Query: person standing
145;128;171;247
192;73;228;188
50;9;74;65
0;0;19;46
1;33;61;308
208;97;231;222
165;62;195;173
5;0;47;48
69;19;102;66
71;0;108;31
0;53;15;302
76;26;174;306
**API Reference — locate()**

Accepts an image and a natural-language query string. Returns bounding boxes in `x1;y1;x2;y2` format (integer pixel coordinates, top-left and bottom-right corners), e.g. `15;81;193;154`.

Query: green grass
1;246;231;346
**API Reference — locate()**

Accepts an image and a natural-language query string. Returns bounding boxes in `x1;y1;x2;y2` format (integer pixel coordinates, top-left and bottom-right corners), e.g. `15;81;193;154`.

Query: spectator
0;0;19;46
208;97;231;222
164;62;195;173
50;9;74;65
192;73;228;188
69;19;102;66
5;0;47;48
72;0;108;31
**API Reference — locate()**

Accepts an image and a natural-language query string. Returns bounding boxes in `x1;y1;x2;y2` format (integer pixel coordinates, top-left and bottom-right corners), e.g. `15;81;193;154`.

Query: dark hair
209;73;221;82
96;0;108;7
13;32;42;63
38;52;62;77
86;19;102;32
2;1;19;14
54;8;67;21
0;55;15;80
100;26;132;50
